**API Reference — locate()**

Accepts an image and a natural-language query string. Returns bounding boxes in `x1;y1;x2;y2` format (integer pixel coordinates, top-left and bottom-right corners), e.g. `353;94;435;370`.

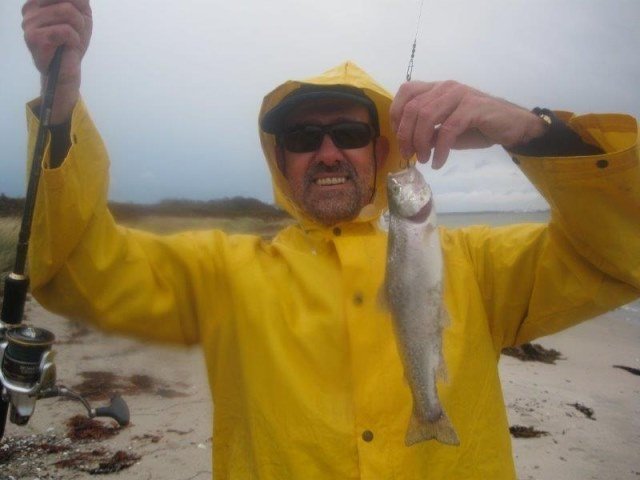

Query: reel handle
93;394;130;427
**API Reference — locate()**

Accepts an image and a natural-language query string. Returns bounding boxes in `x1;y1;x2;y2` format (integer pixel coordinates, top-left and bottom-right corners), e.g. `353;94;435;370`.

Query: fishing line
406;0;426;82
401;0;427;169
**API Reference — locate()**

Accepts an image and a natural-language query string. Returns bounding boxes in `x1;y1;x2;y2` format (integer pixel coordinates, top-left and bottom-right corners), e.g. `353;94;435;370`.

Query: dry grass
0;217;19;275
0;215;292;273
0;214;293;295
121;215;295;238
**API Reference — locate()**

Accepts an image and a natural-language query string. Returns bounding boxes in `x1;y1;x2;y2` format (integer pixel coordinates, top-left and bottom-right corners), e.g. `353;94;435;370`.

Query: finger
394;97;420;160
394;83;448;159
390;81;437;132
23;2;86;35
412;88;467;163
431;112;472;169
410;99;436;164
395;81;466;162
22;0;37;16
37;0;91;15
24;24;82;69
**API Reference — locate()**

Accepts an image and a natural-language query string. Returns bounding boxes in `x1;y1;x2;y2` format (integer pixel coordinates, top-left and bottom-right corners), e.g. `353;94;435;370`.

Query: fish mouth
406;198;432;223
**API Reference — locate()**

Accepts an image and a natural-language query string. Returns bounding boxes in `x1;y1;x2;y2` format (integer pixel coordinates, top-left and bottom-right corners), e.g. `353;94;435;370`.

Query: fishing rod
0;46;129;441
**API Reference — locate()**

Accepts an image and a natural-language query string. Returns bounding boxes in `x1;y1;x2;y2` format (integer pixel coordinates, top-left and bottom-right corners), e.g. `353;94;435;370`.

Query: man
21;0;640;479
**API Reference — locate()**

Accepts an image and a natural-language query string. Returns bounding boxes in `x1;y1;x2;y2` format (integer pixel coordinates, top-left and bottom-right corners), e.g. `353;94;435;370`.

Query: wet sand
1;299;639;479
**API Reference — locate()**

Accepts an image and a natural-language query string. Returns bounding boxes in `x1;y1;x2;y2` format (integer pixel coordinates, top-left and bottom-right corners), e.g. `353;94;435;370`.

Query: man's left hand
390;81;549;168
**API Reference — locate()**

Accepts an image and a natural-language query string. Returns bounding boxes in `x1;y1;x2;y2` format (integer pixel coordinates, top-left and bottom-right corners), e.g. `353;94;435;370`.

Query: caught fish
382;165;459;447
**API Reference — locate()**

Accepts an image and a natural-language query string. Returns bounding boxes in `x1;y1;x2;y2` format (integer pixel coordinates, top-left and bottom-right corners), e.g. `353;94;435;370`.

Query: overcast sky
1;0;639;212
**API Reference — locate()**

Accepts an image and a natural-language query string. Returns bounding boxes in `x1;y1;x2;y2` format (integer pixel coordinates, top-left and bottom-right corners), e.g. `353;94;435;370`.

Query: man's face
278;100;388;226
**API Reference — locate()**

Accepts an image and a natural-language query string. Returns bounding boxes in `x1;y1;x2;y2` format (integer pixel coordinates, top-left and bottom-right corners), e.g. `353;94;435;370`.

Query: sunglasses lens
331;123;372;149
282;127;324;153
281;122;374;153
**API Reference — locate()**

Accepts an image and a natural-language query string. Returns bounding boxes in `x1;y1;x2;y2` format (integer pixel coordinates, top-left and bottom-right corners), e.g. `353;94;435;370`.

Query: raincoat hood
259;61;405;229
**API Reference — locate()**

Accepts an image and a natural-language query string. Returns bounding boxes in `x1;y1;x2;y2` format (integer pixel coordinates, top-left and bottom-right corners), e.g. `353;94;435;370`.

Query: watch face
539;113;552;125
533;108;554;126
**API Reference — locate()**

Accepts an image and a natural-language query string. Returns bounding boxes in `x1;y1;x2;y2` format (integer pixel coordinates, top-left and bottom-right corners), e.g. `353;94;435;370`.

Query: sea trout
382;165;459;447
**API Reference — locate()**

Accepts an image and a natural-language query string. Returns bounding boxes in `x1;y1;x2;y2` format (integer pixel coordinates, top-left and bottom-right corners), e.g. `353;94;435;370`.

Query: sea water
439;210;549;228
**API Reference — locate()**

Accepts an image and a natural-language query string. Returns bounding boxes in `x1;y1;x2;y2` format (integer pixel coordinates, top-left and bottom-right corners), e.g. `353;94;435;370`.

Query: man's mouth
314;176;348;186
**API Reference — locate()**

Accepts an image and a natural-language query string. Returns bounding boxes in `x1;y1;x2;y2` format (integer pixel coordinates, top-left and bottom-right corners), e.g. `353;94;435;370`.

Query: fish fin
405;410;460;447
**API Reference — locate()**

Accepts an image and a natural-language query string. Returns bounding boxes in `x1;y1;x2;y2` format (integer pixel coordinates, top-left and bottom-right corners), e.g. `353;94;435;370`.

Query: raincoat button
353;292;364;305
362;430;374;442
333;227;342;236
596;159;609;169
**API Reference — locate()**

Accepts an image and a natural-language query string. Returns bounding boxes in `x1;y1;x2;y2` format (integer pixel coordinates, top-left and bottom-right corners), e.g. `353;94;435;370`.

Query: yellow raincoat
28;62;639;479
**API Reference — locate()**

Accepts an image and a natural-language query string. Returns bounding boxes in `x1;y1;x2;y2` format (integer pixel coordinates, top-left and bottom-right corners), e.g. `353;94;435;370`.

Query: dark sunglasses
279;122;376;153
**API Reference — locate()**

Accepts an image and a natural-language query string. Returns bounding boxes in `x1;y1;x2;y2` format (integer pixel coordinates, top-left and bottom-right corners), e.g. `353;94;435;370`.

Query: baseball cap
260;84;380;135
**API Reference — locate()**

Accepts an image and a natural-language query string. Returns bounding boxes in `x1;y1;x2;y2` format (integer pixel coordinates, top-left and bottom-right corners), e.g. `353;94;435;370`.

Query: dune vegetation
120;215;293;238
0;217;19;273
0;194;294;280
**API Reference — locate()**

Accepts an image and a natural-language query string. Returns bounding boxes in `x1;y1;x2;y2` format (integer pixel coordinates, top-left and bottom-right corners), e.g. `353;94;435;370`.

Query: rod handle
1;275;29;326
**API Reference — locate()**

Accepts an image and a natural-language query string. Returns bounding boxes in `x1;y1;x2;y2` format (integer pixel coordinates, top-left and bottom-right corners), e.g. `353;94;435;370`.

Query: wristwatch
511;107;603;157
532;107;553;127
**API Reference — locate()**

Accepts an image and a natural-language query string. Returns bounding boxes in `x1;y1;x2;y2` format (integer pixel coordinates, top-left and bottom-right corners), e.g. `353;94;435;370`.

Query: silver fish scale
383;165;459;446
386;214;445;421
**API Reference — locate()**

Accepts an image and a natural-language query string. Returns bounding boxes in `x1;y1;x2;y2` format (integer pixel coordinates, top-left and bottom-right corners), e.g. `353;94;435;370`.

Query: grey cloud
1;0;638;210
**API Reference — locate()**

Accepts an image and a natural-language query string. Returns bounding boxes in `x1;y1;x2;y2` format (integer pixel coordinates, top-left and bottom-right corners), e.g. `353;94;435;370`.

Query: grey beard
303;188;362;225
302;161;365;225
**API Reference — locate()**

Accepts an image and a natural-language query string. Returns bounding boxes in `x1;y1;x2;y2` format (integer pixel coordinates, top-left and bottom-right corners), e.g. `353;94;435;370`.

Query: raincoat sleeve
25;98;236;345
458;112;640;351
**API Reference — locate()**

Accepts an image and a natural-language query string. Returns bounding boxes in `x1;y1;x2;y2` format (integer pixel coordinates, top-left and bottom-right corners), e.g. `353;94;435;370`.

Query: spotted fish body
383;165;459;447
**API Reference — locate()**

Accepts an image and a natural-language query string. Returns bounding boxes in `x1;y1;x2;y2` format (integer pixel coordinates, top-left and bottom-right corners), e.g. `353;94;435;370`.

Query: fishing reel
0;300;130;439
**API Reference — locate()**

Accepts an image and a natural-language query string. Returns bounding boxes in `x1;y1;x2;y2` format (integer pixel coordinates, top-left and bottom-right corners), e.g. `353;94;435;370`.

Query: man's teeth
315;177;347;186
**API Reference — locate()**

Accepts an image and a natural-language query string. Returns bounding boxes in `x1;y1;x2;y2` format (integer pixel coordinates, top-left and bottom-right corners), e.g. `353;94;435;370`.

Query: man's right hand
22;0;93;124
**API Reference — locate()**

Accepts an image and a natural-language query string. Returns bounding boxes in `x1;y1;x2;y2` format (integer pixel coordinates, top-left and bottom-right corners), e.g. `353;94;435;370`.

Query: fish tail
405;410;460;446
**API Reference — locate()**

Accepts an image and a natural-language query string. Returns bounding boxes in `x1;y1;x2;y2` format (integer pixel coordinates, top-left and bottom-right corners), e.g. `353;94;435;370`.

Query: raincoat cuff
26;96;109;185
506;112;640;290
26;93;110;244
27;95;111;290
509;109;604;157
507;112;638;178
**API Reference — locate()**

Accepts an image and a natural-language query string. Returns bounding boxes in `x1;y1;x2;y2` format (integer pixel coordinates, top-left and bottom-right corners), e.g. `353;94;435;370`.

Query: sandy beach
503;300;640;480
1;298;639;479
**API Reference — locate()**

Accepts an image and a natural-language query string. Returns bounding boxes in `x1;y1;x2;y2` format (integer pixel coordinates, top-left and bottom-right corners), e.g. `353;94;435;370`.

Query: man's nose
314;133;342;165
